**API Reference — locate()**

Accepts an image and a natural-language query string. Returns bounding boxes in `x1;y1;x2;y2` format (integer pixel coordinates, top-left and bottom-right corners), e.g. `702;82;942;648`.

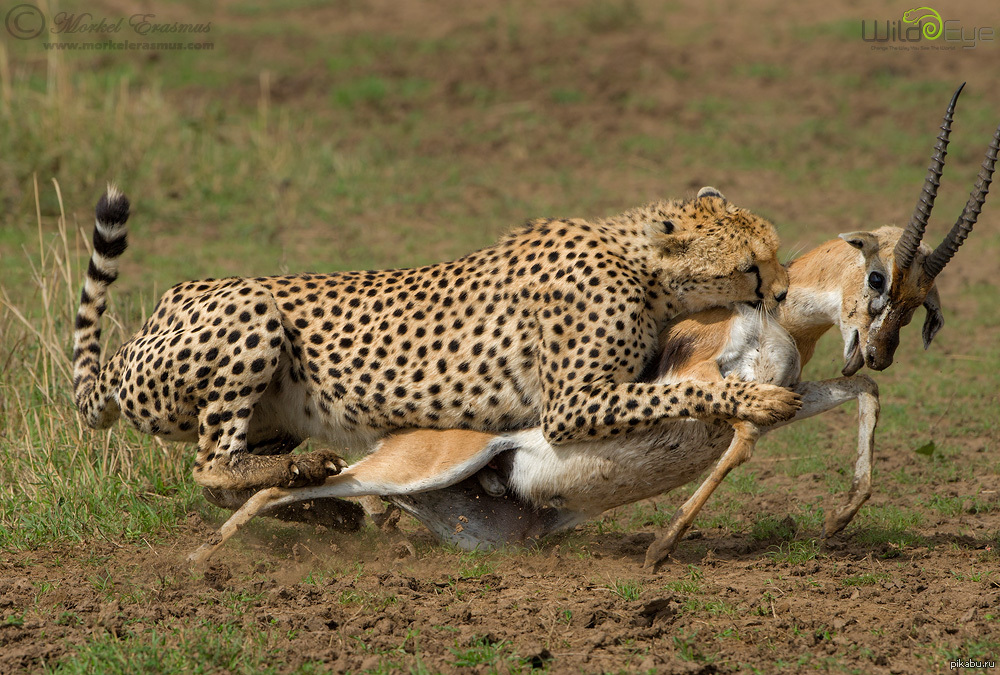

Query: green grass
851;505;924;558
766;540;823;564
606;578;643;601
576;0;644;33
796;18;860;43
458;552;498;580
45;621;323;674
664;578;700;594
447;635;538;673
727;468;765;496
931;638;1000;672
734;63;790;81
750;515;798;543
924;494;998;517
680;597;737;617
664;564;704;595
672;630;710;664
682;490;744;532
841;572;891;587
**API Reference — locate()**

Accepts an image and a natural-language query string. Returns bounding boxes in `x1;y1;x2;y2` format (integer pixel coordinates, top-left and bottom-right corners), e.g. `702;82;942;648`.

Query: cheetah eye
868;270;885;293
741;264;759;276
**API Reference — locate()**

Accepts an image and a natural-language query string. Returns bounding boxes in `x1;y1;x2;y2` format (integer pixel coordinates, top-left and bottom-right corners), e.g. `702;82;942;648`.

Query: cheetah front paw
729;381;801;426
283;450;347;487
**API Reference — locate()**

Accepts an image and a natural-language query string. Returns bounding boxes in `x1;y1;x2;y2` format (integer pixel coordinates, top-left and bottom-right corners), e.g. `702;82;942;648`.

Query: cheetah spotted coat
73;187;797;491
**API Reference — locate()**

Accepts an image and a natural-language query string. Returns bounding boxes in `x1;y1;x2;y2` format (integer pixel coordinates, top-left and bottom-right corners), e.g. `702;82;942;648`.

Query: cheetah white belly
250;367;388;450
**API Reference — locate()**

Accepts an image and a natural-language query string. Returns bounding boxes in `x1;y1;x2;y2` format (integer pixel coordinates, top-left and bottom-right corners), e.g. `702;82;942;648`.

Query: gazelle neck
778;239;858;368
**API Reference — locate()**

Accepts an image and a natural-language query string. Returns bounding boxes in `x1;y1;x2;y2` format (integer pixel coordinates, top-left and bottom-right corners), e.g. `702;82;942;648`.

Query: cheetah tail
72;185;130;427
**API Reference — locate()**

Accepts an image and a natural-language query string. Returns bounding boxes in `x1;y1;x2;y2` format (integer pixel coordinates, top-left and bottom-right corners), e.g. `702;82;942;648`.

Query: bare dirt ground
3;0;999;672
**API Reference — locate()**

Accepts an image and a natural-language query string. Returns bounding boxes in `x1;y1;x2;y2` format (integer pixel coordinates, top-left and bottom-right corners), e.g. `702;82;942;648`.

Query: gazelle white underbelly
500;304;801;517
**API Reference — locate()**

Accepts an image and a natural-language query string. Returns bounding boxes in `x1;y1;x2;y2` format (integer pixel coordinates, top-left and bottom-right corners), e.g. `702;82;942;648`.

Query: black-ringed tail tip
89;186;131;283
95;185;130;231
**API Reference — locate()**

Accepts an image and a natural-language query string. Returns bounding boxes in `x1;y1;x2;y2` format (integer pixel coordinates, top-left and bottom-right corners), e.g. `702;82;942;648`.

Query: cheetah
73;186;800;496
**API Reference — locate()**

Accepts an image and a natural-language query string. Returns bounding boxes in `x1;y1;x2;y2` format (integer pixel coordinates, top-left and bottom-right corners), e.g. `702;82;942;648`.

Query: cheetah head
645;187;789;314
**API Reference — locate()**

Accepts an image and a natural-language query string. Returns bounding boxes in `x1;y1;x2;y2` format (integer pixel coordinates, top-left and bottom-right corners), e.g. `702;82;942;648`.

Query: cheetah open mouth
841;330;864;376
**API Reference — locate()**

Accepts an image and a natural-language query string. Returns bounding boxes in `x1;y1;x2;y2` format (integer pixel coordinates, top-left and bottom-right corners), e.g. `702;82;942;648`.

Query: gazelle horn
894;82;964;271
922;121;1000;280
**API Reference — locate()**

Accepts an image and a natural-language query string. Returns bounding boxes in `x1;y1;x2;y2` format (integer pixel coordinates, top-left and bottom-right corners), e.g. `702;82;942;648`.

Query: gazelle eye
868;271;885;292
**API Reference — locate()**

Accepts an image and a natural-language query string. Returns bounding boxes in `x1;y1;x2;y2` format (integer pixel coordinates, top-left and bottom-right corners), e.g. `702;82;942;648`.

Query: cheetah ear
697;186;725;200
654;231;699;258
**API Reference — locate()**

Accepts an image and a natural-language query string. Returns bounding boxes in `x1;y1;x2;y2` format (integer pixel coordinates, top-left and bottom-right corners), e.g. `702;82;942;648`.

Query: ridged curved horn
922;121;1000;280
894;83;965;271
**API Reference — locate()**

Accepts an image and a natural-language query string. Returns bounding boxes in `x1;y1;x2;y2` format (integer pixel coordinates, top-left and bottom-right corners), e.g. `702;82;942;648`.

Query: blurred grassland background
1;0;998;552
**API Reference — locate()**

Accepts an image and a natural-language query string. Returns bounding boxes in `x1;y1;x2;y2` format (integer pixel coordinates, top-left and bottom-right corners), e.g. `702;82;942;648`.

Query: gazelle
190;86;998;569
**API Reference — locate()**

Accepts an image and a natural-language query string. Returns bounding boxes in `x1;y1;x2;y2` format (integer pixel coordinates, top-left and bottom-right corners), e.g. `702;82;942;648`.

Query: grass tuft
606;578;643;601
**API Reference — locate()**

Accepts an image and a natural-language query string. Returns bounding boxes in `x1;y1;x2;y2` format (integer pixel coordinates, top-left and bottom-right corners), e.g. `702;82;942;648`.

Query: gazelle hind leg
190;428;509;563
644;421;761;571
190;484;328;565
202;487;365;531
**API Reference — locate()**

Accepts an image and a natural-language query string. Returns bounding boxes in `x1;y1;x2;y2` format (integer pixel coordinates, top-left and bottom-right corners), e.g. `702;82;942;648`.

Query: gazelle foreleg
773;376;881;537
644;420;761;571
757;375;880;537
642;375;879;570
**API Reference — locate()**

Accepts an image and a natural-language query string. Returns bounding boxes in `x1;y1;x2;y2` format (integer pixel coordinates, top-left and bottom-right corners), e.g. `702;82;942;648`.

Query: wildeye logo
861;5;995;49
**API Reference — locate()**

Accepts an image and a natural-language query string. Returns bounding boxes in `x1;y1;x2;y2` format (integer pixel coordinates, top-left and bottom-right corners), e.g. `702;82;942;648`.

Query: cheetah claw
285;451;347;487
735;382;802;426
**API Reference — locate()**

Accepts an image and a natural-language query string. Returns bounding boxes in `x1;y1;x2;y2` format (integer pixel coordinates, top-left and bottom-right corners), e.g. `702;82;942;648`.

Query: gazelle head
837;83;999;376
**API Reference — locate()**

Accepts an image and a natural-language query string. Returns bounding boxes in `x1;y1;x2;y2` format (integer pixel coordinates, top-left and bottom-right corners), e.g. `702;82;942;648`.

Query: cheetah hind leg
192;404;346;492
201;433;362;531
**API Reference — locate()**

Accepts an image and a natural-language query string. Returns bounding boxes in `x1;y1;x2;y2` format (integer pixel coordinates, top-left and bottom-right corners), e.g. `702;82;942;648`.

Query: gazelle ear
921;285;944;349
838;231;880;258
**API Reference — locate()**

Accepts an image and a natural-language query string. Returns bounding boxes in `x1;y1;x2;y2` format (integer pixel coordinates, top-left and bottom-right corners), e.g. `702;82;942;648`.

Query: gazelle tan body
191;86;998;567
